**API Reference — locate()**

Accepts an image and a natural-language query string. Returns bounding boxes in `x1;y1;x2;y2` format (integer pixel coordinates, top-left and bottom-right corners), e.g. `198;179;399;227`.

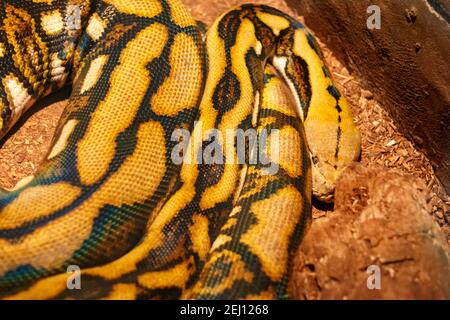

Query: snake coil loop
0;0;360;299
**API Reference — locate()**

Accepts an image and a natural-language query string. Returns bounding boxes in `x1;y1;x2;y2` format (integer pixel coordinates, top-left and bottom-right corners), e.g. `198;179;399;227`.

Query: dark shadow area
312;197;334;212
0;86;71;148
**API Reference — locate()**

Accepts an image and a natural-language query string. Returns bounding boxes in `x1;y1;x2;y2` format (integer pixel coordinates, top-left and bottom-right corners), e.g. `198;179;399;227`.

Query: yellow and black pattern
0;0;360;299
185;66;312;299
0;0;206;295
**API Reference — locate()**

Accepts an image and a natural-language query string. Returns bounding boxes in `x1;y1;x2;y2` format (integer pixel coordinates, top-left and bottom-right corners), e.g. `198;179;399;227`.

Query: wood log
289;164;450;299
286;0;450;194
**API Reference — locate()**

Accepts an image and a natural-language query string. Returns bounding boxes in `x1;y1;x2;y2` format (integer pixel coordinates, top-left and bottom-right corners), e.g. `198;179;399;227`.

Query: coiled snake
0;0;360;299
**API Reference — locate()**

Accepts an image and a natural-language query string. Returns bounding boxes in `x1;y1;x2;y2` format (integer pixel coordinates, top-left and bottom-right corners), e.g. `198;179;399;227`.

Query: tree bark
286;0;450;193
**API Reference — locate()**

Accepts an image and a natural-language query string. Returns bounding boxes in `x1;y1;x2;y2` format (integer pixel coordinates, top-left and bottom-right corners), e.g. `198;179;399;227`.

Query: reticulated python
0;0;360;299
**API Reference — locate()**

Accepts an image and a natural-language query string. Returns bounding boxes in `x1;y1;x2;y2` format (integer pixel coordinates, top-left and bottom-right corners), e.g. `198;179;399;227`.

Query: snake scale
0;0;360;299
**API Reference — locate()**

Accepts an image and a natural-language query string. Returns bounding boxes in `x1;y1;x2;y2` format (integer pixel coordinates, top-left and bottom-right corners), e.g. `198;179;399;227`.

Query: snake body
0;0;360;299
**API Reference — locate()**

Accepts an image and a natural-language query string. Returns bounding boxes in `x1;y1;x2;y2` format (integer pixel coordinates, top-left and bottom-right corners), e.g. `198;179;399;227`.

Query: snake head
310;157;336;203
305;111;361;203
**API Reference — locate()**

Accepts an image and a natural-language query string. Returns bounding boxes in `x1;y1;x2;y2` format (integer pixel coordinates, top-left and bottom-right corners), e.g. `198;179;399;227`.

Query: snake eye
312;155;319;164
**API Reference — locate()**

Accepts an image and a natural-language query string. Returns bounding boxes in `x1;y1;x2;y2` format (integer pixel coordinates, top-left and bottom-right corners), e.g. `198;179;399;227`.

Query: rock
286;0;450;194
289;163;450;299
